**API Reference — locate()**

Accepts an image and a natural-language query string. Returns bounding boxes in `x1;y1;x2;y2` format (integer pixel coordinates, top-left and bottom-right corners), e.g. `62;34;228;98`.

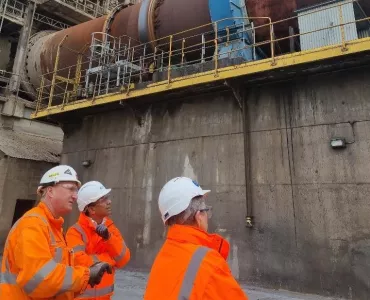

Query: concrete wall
62;67;370;299
0;156;55;249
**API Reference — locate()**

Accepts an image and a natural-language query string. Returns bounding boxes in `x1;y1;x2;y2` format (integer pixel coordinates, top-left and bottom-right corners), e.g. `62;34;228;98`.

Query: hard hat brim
36;179;81;196
77;187;111;212
199;190;211;196
162;189;211;224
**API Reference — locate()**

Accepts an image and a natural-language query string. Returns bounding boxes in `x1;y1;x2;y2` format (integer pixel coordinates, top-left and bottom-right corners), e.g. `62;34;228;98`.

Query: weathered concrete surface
62;67;370;299
0;111;63;249
0;157;55;249
113;270;344;300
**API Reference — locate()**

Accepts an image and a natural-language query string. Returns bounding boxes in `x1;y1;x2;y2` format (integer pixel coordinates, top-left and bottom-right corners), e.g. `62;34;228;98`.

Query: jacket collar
78;213;113;230
167;225;230;260
38;202;64;229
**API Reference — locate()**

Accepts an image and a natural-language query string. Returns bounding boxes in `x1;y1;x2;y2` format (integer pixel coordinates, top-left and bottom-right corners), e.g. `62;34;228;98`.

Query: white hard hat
77;181;111;212
37;165;81;195
158;177;210;224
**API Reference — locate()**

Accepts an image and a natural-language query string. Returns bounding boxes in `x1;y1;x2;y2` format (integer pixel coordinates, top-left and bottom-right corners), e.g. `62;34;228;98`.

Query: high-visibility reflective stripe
5;257;11;271
73;245;86;252
4;219;20;249
24;213;56;245
2;212;69;295
50;232;56;244
178;247;209;300
58;266;73;294
114;241;127;262
72;224;88;243
23;259;57;294
0;271;16;284
79;284;114;298
54;247;63;263
3;213;49;251
92;255;99;263
1;251;16;284
25;213;48;226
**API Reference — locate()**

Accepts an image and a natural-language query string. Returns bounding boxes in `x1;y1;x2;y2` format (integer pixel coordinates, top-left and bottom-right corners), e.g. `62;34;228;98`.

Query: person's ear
87;206;95;216
46;186;54;198
194;211;202;228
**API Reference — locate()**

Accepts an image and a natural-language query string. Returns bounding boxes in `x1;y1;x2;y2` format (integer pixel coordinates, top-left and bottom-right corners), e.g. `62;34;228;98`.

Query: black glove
88;262;112;287
96;224;110;240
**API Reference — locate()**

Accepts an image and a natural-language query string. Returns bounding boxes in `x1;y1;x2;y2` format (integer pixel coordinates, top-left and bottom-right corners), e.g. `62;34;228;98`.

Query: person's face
87;195;112;219
46;182;79;216
195;206;212;232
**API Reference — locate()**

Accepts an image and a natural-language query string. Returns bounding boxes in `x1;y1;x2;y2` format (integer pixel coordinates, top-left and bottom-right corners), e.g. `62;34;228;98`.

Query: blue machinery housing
138;0;257;61
208;0;256;61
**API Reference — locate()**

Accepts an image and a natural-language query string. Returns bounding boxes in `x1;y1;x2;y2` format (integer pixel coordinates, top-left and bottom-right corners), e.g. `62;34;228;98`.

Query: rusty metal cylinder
25;0;214;96
25;0;370;97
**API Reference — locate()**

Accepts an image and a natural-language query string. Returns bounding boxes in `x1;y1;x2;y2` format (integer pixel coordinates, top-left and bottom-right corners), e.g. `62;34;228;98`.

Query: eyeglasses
89;196;111;208
199;206;212;219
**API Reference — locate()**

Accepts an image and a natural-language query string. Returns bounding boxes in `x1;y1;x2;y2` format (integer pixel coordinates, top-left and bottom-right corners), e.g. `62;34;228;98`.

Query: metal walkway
31;0;370;119
0;0;70;30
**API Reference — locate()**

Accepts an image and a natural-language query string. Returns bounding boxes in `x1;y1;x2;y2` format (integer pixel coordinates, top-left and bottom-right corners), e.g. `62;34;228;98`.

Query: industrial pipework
24;0;256;98
23;0;370;99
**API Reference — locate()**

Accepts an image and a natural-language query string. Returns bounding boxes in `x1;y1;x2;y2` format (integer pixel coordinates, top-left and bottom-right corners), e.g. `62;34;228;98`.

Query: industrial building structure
0;0;140;250
2;0;370;299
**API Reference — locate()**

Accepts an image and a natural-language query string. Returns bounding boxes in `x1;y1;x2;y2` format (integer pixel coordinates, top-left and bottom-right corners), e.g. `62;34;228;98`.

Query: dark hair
166;196;204;226
84;202;96;217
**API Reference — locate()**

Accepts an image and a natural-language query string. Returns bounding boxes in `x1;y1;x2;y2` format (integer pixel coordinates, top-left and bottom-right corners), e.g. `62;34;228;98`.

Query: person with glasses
66;181;130;300
144;177;248;300
0;165;112;300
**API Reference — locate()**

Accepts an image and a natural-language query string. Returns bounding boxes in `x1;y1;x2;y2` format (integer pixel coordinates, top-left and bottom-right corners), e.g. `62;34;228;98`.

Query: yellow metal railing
32;0;370;118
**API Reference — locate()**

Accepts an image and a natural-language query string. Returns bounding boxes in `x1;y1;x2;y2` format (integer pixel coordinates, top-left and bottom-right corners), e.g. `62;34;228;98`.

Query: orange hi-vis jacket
0;202;90;300
144;225;248;300
66;213;130;300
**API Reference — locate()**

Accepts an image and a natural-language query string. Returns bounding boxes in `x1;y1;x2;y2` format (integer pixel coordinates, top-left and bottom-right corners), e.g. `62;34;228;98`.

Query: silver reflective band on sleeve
79;284;114;298
72;224;88;243
92;255;99;263
178;246;210;300
0;271;16;284
23;259;57;294
73;245;86;252
54;247;63;263
114;241;127;262
58;266;73;294
1;258;16;284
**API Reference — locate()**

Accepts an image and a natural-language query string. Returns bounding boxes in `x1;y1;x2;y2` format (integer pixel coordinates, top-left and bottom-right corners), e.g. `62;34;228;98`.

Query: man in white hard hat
0;165;112;300
144;177;248;300
66;181;130;300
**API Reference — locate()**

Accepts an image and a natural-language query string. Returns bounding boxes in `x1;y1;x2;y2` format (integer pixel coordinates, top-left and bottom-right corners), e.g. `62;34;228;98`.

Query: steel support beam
8;1;35;94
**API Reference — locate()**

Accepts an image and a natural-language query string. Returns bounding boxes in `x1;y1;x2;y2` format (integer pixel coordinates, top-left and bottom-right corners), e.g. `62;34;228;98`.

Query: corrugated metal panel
358;29;370;39
0;128;62;163
298;0;358;51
